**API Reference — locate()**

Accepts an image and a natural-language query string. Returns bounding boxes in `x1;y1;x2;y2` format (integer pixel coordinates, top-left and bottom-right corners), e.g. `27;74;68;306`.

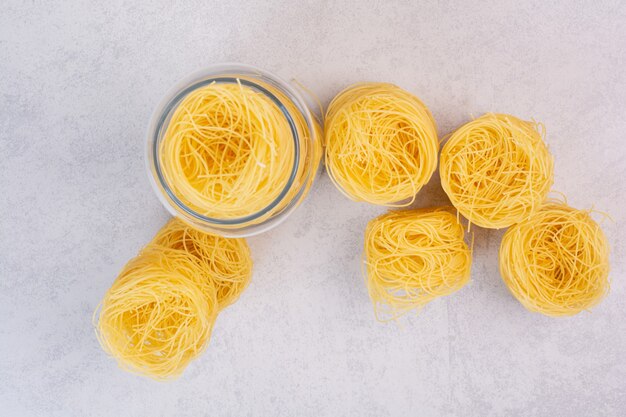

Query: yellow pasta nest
364;208;472;319
145;218;253;308
159;80;320;220
440;113;554;229
325;83;439;206
96;251;217;379
95;219;253;379
499;202;610;317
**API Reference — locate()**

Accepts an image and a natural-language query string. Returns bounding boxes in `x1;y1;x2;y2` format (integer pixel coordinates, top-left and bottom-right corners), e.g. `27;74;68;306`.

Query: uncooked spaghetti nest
499;201;610;317
145;218;252;307
364;208;472;320
440;113;554;229
159;80;320;221
325;83;439;206
95;218;253;379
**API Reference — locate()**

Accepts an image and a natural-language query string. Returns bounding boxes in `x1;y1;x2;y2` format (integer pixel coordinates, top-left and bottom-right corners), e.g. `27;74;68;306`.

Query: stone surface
1;1;625;416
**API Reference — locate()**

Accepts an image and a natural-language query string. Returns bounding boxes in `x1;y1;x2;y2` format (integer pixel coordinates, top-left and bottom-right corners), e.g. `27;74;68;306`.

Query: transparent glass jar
146;64;322;237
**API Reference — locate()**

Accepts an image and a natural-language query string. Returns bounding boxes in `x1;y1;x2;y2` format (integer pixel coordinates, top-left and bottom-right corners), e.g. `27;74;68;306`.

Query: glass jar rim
146;63;317;230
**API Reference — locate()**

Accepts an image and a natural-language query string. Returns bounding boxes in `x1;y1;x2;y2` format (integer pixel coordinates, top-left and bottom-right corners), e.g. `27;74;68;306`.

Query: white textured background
1;1;625;416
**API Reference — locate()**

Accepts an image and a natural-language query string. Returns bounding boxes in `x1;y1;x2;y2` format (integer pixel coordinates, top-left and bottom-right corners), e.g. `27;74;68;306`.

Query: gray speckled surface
1;1;625;416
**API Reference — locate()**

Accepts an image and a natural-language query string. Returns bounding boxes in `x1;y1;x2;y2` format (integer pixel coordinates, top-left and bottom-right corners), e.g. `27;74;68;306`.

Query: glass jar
146;64;322;237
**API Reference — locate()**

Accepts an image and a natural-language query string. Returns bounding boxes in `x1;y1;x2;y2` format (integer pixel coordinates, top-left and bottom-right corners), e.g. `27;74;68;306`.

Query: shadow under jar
146;64;322;237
